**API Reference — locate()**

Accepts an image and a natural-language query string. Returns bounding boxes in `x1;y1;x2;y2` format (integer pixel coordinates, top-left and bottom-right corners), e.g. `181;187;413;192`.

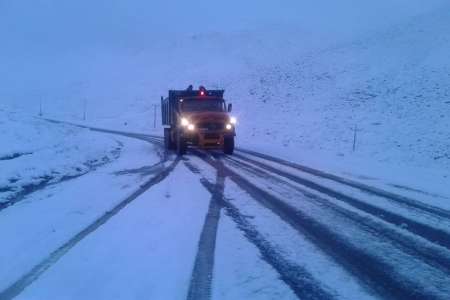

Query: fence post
39;99;43;117
83;99;87;121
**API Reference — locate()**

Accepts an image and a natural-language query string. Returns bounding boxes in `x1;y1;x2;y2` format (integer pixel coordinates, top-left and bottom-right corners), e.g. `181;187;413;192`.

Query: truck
161;86;236;155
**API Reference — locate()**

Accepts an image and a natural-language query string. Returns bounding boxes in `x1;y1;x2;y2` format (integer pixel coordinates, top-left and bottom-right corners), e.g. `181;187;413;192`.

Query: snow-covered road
1;122;450;300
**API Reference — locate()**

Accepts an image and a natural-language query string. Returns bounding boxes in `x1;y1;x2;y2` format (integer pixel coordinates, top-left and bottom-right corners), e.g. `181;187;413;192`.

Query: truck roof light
199;86;207;96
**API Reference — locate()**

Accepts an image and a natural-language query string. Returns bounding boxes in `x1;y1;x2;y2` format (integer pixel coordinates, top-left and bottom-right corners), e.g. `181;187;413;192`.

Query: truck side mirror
227;103;232;112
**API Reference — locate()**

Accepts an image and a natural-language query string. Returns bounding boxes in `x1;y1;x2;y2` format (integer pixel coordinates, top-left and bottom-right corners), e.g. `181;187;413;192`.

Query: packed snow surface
1;1;450;299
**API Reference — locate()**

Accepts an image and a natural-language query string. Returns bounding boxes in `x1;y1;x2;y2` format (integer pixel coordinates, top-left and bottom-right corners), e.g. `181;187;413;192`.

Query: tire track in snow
0;158;180;300
185;162;224;300
237;149;450;220
224;156;450;275
227;155;450;252
185;158;336;300
41;122;450;299
45;122;330;300
1;118;156;212
0;147;122;212
48;119;448;224
43;118;163;145
199;154;444;300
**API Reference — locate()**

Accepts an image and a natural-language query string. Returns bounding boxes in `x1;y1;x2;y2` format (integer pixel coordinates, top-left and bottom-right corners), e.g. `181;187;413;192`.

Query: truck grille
198;122;224;131
204;133;220;139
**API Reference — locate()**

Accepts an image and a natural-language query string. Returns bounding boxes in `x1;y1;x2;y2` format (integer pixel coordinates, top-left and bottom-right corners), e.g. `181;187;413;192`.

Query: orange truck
161;86;236;155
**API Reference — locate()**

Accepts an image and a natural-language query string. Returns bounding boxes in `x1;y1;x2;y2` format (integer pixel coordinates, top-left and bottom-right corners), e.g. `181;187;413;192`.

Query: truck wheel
223;136;234;155
164;128;171;150
176;132;187;156
164;128;176;150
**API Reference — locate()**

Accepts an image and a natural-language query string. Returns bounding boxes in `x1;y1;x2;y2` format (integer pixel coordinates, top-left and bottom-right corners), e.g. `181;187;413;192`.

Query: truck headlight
187;124;195;131
226;124;232;130
181;118;189;127
230;117;237;124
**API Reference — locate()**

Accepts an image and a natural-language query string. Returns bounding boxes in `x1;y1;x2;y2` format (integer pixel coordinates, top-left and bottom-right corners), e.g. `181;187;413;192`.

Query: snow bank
0;111;121;204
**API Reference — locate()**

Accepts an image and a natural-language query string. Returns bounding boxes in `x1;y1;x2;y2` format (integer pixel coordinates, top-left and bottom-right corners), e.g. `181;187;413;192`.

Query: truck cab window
181;99;225;112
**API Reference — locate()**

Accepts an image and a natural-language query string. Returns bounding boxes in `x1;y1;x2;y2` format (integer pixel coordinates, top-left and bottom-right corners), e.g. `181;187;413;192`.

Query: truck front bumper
184;130;234;149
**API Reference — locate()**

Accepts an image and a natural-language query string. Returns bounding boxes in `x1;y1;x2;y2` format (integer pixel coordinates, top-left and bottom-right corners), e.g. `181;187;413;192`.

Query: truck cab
161;86;236;155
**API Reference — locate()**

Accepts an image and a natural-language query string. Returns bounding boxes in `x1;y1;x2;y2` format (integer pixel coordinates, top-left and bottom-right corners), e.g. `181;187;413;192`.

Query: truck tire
223;136;234;155
176;131;187;156
164;128;170;150
164;128;176;150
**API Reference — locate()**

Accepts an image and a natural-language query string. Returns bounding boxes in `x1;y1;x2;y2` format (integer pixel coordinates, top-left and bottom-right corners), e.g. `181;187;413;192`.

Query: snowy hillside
1;0;449;174
237;6;450;171
2;2;450;299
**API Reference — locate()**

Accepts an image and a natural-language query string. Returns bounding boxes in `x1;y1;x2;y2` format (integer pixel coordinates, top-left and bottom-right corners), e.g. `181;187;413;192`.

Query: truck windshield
181;99;225;112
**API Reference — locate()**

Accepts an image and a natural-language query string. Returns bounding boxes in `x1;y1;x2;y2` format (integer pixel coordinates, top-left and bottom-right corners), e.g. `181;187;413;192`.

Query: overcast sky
0;0;446;50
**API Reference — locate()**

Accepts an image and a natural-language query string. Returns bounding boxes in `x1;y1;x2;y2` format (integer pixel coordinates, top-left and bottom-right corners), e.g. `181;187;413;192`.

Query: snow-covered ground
1;0;450;299
2;1;449;182
12;164;210;300
0;111;122;205
0;122;167;296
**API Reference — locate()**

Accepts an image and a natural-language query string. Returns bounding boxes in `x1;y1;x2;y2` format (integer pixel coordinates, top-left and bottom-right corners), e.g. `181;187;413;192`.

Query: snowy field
1;1;449;179
1;0;450;299
0;111;122;207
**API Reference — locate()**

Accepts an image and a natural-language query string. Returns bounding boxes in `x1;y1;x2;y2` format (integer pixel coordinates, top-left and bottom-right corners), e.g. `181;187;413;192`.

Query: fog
1;0;445;51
